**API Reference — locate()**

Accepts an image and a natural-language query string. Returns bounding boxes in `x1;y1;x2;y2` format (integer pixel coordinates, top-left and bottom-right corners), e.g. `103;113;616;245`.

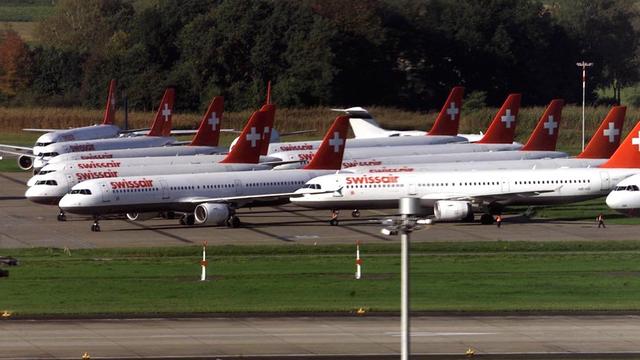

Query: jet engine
433;200;473;221
194;203;230;225
126;212;158;221
18;155;33;170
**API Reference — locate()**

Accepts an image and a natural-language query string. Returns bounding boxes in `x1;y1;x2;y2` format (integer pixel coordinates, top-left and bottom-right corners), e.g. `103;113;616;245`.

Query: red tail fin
428;86;464;136
304;116;349;170
190;96;223;146
101;79;116;125
258;104;276;156
220;110;265;164
147;88;175;137
476;93;522;144
577;106;626;159
521;99;564;151
265;80;272;105
600;120;640;168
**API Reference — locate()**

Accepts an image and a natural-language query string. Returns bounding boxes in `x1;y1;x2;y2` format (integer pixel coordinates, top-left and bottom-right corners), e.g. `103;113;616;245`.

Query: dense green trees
0;0;638;111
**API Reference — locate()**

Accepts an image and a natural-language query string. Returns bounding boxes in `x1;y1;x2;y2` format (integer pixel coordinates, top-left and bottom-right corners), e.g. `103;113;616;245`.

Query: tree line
0;0;637;112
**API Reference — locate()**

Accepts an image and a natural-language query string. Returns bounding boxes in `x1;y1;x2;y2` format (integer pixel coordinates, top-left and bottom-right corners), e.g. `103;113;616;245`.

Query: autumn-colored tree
0;29;30;97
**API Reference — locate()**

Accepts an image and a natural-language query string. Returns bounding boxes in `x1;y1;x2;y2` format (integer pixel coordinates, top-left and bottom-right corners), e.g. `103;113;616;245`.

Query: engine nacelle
126;212;158;221
433;200;472;221
18;155;33;170
194;203;230;225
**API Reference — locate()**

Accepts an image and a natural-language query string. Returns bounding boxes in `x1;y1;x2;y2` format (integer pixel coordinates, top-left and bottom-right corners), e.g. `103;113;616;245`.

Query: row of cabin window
515;179;590;185
168;180;306;191
113;188;159;193
346;184;405;188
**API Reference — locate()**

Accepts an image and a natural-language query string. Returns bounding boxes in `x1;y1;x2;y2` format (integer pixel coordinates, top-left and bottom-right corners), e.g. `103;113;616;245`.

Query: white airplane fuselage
58;169;336;215
32;125;121;156
606;174;640;215
46;145;228;165
266;135;467;154
291;167;638;212
26;162;274;205
270;143;522;163
33;136;176;171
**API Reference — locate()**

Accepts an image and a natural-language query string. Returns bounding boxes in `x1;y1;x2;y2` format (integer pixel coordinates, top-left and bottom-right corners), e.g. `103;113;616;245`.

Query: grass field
3;242;640;316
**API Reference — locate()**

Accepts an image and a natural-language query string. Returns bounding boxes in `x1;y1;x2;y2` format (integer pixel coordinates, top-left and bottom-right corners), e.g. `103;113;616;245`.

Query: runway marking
385;331;497;337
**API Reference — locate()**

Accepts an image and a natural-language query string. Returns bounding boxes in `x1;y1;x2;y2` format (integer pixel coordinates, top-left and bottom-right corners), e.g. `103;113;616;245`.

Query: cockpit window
70;189;92;195
40;152;59;157
615;185;639;191
35;142;53;147
35;180;58;186
38;170;54;175
302;184;321;189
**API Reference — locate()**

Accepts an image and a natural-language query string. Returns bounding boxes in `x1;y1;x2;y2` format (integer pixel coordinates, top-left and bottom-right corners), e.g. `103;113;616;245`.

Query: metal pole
400;213;410;360
576;61;593;152
582;68;586;152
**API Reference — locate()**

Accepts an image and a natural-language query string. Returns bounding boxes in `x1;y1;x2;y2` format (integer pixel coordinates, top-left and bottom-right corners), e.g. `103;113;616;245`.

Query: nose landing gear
90;218;101;232
57;209;66;222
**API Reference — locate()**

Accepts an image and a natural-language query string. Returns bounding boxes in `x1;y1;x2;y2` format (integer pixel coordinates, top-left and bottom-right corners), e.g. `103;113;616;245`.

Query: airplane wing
279;130;316;136
186;188;339;205
421;187;560;204
0;144;35;156
22;128;64;132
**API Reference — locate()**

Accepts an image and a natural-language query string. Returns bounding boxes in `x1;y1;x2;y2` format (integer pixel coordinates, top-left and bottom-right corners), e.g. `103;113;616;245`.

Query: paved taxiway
3;315;640;359
1;171;636;248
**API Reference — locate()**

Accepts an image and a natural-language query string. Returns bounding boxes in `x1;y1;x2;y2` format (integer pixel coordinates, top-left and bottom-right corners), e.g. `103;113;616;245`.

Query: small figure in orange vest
495;215;503;228
597;213;606;228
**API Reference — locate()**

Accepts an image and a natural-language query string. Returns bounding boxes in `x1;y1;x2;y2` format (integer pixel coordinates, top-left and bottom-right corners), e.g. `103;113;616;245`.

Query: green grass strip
3;242;640;316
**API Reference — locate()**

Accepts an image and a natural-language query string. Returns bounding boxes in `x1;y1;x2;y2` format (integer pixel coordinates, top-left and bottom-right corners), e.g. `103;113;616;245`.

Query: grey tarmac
3;315;640;359
0;172;632;249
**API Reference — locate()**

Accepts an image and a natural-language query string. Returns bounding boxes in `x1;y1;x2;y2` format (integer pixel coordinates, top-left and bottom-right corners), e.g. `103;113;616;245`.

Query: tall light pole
576;61;593;151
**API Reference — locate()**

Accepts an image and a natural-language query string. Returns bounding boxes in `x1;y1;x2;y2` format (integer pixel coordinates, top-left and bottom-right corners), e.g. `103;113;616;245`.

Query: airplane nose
605;192;624;210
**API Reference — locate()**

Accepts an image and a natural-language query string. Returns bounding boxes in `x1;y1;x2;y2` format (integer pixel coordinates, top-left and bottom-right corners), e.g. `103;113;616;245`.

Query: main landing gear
179;214;195;226
352;209;360;218
329;210;339;226
226;215;240;228
90;218;101;232
57;209;66;222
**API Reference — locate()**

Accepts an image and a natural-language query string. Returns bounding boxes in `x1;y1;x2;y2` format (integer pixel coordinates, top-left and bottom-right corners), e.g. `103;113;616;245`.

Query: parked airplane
35;96;230;177
0;79;119;170
265;91;479;154
345;86;465;138
27;88;176;172
346;90;522;143
270;94;523;164
58;115;351;231
291;119;640;225
606;174;640;215
26;106;273;216
349;103;626;174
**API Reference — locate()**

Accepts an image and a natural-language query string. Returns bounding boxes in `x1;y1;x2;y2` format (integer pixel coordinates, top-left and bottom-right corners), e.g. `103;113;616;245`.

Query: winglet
577;106;626;159
304;116;349;170
220;109;265;164
600;119;640;168
101;79;116;125
147;88;175;137
521;99;564;151
190;96;223;146
258;104;276;156
476;93;521;144
428;86;464;136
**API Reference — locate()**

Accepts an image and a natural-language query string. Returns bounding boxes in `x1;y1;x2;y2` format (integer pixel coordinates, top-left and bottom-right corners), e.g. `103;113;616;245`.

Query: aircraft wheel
91;223;101;232
57;212;66;222
480;213;494;225
227;216;240;228
185;214;195;226
352;210;360;218
179;217;186;226
329;219;339;226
